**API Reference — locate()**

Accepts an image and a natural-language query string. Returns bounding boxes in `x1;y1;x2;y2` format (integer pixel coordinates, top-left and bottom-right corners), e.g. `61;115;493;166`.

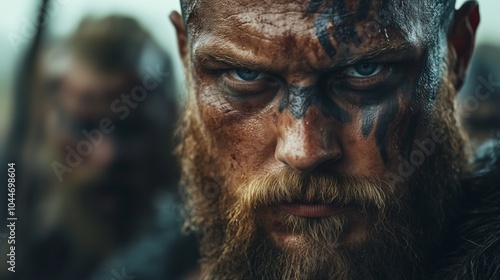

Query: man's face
174;0;478;279
44;58;170;252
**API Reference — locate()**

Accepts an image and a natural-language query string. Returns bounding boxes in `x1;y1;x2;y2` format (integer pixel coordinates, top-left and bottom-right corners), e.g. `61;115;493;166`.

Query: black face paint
361;105;377;138
307;1;337;58
279;85;350;123
360;73;412;163
331;0;352;40
400;41;445;159
306;0;374;57
374;94;399;164
307;0;324;14
365;50;444;164
313;13;338;58
302;0;443;165
279;86;314;119
398;80;418;158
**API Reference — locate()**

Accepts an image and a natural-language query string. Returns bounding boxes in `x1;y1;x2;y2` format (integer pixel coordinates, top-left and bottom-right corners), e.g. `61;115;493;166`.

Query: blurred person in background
457;43;500;197
1;15;196;280
458;44;500;146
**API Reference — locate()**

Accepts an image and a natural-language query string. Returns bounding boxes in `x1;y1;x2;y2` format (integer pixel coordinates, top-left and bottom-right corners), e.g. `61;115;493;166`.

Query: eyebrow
199;51;265;71
340;44;418;66
195;41;419;73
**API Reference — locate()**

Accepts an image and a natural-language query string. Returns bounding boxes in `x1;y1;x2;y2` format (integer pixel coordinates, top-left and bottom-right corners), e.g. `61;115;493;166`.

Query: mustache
218;168;397;266
236;168;394;211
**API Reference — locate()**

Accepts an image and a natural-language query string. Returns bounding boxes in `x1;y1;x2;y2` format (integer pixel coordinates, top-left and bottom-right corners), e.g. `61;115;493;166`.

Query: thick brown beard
209;171;396;280
177;52;469;280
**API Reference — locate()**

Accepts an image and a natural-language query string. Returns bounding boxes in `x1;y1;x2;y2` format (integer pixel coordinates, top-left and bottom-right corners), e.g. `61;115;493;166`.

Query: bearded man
1;16;182;280
170;0;499;279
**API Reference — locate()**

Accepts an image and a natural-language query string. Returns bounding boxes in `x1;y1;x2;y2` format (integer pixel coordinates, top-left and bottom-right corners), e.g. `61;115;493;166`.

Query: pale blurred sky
0;0;183;86
0;0;183;144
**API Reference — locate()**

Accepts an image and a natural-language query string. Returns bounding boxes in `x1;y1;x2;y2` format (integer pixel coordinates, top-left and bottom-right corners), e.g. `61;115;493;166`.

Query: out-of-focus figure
5;15;189;280
458;44;500;147
457;44;500;192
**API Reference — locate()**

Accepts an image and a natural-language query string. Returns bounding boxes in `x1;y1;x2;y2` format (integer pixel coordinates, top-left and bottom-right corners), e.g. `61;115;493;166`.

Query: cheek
337;100;418;177
198;86;278;179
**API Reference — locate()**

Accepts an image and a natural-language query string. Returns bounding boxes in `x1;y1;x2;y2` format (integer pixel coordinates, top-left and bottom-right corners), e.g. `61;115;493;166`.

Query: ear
170;11;189;69
449;1;480;91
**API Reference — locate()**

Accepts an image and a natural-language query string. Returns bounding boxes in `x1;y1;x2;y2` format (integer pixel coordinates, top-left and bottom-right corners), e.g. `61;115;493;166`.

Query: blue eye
343;63;384;78
229;68;265;81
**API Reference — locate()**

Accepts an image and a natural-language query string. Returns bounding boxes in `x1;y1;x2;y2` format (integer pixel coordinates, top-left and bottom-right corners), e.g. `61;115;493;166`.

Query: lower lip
281;203;345;218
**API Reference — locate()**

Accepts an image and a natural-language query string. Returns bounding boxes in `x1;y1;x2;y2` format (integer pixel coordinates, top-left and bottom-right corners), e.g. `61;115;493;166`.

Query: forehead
188;0;429;70
190;0;425;30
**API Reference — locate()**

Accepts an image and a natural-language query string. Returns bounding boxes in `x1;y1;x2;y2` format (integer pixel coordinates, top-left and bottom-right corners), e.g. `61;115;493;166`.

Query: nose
275;108;343;172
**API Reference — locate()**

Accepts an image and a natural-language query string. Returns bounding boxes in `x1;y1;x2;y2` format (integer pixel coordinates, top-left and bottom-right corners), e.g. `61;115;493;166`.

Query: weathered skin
172;0;480;278
182;0;445;178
